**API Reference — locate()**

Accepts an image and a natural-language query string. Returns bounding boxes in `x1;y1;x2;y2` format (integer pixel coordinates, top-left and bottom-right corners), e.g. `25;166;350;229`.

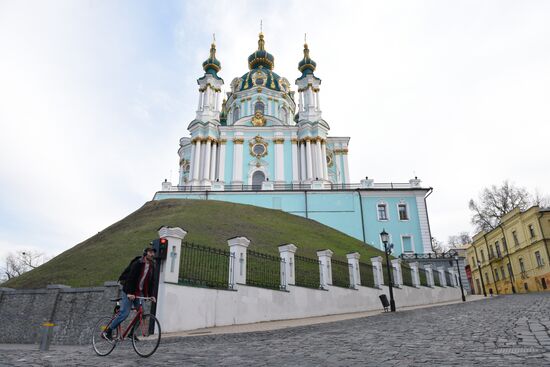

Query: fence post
371;256;383;287
424;264;435;287
391;259;403;287
157;226;187;329
409;262;420;287
278;244;297;286
228;236;251;285
437;266;447;287
317;249;334;288
346;252;361;288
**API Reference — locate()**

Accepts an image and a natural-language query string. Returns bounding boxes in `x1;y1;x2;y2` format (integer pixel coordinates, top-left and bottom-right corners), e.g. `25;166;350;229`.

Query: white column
315;91;320;111
291;139;299;183
317;249;333;288
192;139;202;181
197;92;203;111
232;138;244;183
189;142;196;183
278;244;297;286
209;141;217;180
438;267;447;287
218;140;226;182
202;139;212;181
424;264;435;287
342;149;350;183
306;139;313;179
156;226;187;328
274;138;284;182
392;259;403;287
299;92;303;112
321;141;328;180
371;256;384;287
409;262;420;287
214;92;219;112
346;252;361;288
299;141;306;181
227;236;250;286
335;150;342;184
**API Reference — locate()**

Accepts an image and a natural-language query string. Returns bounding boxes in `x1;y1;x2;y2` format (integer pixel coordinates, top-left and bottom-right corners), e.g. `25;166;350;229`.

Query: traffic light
151;237;168;260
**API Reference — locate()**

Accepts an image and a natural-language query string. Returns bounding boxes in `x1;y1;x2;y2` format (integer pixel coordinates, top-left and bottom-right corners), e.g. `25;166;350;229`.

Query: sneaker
101;329;113;343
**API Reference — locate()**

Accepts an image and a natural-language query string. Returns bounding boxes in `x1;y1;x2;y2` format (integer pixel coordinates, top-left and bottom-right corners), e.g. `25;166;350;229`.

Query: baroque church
178;32;350;188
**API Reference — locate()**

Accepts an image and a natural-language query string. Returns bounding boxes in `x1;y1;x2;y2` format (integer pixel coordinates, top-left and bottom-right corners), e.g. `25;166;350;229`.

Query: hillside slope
5;199;385;288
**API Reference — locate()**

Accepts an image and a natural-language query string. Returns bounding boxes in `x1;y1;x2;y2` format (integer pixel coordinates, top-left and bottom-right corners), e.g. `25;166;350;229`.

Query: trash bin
379;294;390;312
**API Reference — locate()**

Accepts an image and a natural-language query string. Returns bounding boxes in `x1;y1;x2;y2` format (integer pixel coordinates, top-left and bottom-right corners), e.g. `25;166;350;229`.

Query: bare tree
469;180;532;232
431;236;445;255
533;189;550;208
1;250;48;282
448;232;472;247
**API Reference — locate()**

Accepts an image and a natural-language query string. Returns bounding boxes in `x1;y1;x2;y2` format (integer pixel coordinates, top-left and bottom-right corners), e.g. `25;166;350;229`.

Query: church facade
155;33;434;256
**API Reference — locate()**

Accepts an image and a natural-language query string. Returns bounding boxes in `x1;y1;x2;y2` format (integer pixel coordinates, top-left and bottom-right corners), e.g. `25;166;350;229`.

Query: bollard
39;322;55;351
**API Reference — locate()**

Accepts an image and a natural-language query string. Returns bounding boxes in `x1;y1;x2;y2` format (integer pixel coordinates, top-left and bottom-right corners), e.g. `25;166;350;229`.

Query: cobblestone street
1;293;550;366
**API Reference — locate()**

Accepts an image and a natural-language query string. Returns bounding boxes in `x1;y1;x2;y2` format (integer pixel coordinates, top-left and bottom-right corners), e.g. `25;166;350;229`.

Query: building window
528;224;536;239
489;246;495;259
233;107;240;123
472;257;476;267
507;263;513;278
481;249;486;262
502;238;508;253
398;204;409;220
500;266;506;279
495;241;501;258
280;107;288;123
512;230;519;246
254;101;265;115
535;251;544;267
402;236;413;253
494;269;499;281
519;258;526;274
377;203;388;220
485;272;490;284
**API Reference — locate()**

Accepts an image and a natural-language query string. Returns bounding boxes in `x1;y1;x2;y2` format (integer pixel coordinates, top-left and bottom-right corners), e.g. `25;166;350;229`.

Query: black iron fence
445;271;453;287
294;255;322;289
381;263;391;285
418;268;429;287
359;262;376;288
247;249;285;290
179;242;232;289
331;259;353;288
434;271;443;287
402;265;414;287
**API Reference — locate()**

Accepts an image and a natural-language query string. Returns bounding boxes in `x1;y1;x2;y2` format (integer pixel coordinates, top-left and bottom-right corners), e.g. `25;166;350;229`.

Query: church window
377;203;388;221
398;203;409;220
252;143;266;156
233;107;240;123
255;101;265;115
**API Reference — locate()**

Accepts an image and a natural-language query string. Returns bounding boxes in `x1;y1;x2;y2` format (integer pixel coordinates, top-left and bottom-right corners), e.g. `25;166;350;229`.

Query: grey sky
1;1;549;262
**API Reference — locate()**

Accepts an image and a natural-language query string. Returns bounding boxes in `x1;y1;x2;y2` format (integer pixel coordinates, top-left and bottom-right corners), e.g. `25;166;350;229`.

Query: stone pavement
1;293;550;366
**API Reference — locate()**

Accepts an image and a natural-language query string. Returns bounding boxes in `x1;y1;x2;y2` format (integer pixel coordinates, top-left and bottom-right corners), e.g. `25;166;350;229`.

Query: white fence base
159;283;462;333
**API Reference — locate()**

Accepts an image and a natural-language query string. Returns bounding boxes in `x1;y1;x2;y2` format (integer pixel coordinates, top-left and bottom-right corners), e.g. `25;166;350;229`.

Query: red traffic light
160;238;167;245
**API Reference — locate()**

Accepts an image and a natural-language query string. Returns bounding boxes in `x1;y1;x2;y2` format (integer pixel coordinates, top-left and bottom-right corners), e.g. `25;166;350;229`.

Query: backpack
118;256;141;285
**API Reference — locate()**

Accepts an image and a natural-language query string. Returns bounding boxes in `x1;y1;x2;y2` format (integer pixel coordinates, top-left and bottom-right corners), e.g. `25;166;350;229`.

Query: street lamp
453;253;466;302
477;260;487;297
380;229;396;312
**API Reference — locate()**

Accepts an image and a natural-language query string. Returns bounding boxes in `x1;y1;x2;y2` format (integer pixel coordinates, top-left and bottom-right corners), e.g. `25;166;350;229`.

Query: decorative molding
219;139;227;145
233;138;244;144
291;138;298;144
273;138;285;144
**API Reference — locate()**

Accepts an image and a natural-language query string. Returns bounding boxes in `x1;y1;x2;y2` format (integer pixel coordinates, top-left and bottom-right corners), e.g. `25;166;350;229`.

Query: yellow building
466;206;550;295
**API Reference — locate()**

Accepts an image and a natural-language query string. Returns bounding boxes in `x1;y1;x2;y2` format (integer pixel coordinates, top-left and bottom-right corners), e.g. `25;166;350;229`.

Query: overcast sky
1;0;549;262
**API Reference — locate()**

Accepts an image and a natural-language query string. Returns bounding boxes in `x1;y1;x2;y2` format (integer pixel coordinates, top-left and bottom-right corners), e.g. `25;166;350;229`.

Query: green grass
4;199;386;289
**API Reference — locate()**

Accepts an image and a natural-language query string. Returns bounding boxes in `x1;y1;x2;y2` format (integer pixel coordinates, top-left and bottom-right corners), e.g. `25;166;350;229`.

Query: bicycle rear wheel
91;316;117;356
131;313;161;357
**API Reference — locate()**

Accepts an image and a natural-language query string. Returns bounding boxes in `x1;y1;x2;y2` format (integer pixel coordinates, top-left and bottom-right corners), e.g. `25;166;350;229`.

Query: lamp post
477;260;487;297
453;254;466;302
380;229;396;312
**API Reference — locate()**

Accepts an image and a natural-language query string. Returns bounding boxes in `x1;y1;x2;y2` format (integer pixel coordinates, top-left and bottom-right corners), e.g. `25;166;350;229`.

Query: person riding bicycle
102;246;157;342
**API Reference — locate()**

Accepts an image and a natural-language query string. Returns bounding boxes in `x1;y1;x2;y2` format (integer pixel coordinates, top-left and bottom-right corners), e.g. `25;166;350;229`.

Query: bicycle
91;296;161;358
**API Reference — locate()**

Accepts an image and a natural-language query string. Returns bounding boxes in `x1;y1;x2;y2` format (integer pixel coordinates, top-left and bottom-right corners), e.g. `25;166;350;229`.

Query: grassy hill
4;199;386;289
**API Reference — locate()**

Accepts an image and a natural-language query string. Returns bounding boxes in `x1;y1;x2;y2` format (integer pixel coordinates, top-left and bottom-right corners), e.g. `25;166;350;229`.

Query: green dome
298;43;316;75
202;43;221;76
239;68;282;92
248;33;274;70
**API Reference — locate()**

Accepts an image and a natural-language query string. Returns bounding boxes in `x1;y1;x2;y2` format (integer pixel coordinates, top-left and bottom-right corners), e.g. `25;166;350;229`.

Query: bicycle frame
111;297;152;341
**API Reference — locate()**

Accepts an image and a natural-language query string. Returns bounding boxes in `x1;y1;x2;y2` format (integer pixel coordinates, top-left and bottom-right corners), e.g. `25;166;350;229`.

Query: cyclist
102;246;157;342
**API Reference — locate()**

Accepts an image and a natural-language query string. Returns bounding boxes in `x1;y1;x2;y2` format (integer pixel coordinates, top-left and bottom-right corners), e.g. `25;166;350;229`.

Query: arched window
233;107;240;123
254;101;265;115
252;170;265;189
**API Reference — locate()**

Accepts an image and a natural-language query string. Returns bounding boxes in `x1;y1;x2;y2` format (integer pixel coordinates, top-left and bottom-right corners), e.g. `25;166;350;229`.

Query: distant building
155;32;436;256
466;206;550;295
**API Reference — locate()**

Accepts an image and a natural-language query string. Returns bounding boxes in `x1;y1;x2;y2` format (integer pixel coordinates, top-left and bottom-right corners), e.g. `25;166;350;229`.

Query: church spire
298;40;317;76
202;36;221;76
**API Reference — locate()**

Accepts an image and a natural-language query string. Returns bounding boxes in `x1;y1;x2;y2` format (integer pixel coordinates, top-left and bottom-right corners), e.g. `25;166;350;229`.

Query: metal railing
418;268;429;287
294;255;322;289
359;262;376;288
402;265;414;287
179;242;233;289
381;263;391;285
246;249;285;290
445;271;453;287
434;272;443;287
332;259;353;288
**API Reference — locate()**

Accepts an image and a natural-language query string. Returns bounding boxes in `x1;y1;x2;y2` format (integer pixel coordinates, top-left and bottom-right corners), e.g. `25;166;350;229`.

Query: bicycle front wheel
91;316;117;356
131;313;161;357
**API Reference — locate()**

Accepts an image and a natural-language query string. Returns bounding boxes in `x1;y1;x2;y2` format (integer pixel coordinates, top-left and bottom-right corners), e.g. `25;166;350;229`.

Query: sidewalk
163;295;487;339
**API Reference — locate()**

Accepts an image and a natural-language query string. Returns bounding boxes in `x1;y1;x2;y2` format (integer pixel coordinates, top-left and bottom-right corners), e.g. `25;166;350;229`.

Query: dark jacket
123;257;156;297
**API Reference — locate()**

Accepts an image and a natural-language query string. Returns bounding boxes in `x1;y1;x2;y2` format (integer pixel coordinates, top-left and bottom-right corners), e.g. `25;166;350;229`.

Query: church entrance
252;171;265;190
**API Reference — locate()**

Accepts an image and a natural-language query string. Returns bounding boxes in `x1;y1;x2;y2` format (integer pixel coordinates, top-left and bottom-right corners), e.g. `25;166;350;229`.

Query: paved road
1;293;550;366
